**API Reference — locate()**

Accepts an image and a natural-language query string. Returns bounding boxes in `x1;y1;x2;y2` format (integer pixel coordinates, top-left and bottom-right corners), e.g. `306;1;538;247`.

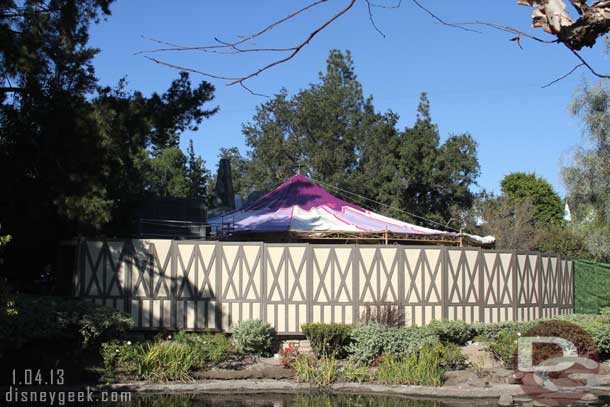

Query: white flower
126;341;132;345
517;332;522;337
115;348;119;353
168;335;172;340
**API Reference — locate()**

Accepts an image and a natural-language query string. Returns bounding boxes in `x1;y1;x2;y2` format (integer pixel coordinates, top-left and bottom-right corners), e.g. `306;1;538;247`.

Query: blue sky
89;1;609;196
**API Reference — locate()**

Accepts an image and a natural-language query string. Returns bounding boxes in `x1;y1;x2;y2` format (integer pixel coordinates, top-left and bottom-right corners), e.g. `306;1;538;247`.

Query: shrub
101;340;145;382
438;342;469;370
382;327;439;358
346;323;387;365
585;322;610;358
600;307;610;317
427;320;476;345
347;323;439;366
359;304;403;327
374;342;446;386
476;320;537;341
477;329;518;368
301;323;352;358
0;295;133;353
173;331;234;366
101;339;197;383
232;320;274;355
293;354;340;386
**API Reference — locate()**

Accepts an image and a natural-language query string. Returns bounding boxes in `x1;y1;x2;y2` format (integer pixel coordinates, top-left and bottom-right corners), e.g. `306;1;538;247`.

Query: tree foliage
500;172;564;225
0;1;217;286
563;80;610;261
242;50;480;227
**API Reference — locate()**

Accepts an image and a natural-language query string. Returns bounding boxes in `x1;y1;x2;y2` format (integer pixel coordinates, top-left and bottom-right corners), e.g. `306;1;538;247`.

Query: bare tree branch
456;20;557;44
569;48;610;79
365;0;387;37
137;0;330;55
138;0;610;94
409;0;480;33
141;0;357;93
367;0;402;9
227;0;357;86
542;62;585;88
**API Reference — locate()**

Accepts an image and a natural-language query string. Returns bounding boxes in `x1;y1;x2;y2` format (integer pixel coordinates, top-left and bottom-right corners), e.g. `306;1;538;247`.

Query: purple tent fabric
210;175;453;236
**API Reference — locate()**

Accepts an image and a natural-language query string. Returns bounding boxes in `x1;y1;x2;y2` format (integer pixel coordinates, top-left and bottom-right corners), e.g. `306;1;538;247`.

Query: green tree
500;172;563;226
1;0;114;285
93;74;217;232
187;140;209;199
563;80;610;261
395;93;480;225
242;51;479;227
147;147;189;198
244;50;363;191
0;1;217;286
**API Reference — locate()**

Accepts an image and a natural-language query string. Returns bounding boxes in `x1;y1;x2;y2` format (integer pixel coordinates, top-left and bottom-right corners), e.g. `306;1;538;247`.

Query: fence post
214;241;223;331
76;238;85;298
125;240;133;320
170;240;177;329
260;242;267;326
441;247;448;320
351;244;360;325
512;250;518;321
306;243;313;325
397;246;405;326
477;248;484;323
537;253;543;320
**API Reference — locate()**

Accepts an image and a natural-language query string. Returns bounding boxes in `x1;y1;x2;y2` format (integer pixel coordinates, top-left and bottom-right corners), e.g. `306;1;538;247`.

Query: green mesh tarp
575;259;610;314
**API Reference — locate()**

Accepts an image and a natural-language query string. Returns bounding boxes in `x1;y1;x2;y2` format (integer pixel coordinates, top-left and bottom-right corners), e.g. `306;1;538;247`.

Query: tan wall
75;240;574;334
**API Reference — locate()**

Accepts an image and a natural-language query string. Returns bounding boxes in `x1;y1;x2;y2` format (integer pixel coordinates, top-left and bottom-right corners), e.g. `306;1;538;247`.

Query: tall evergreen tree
187;140;209;199
241;50;479;228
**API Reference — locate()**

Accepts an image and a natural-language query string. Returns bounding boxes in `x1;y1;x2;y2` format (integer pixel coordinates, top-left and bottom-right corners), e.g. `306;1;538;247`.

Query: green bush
599;307;610;317
347;323;438;366
476;329;518;368
374;342;446;386
427;320;475;345
232;320;274;355
438;342;469;370
101;340;145;382
0;295;133;353
173;331;234;366
476;320;537;341
345;323;387;365
301;323;352;358
382;327;439;358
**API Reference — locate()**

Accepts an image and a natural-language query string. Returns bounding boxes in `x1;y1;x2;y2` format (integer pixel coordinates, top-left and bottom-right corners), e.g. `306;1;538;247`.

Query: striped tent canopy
210;175;494;246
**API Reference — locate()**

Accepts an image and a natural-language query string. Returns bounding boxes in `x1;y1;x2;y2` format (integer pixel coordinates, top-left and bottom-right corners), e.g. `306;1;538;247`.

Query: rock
578;393;598;402
462;342;504;370
498;394;513;406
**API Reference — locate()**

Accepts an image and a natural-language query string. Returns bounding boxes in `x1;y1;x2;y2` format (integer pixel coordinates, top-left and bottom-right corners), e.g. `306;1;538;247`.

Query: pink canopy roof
210;175;453;236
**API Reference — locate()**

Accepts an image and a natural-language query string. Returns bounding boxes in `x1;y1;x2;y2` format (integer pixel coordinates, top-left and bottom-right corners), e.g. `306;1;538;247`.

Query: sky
88;0;609;197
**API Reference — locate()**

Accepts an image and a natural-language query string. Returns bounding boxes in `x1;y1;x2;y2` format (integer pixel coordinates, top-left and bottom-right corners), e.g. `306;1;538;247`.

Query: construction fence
74;240;574;334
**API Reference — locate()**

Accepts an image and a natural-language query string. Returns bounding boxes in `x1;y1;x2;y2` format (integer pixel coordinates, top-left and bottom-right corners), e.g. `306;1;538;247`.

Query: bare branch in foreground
365;0;387;37
409;0;480;33
137;0;610;94
542;63;585;88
